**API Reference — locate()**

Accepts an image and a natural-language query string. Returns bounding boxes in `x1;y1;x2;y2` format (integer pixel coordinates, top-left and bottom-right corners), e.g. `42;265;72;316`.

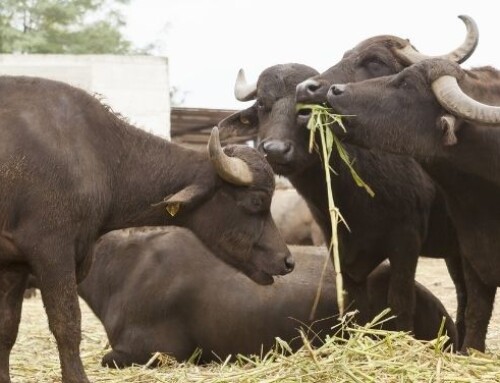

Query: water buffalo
218;62;463;340
0;76;293;383
78;226;458;367
326;58;500;352
289;15;477;346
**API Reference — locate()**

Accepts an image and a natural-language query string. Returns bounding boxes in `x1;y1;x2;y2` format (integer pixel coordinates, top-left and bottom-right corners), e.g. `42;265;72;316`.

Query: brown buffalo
288;15;477;347
78;226;458;367
326;58;500;352
0;76;292;383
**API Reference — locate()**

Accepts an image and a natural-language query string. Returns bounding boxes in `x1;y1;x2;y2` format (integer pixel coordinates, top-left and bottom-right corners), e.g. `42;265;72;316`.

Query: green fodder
296;103;373;317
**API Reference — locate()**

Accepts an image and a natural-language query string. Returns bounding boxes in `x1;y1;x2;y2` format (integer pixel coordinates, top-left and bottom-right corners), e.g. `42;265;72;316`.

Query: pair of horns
208;127;253;185
394;15;478;65
233;15;479;102
392;15;499;125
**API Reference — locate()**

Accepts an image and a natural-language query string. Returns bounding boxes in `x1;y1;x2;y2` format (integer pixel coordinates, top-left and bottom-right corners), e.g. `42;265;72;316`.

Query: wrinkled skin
219;63;463;340
326;58;500;352
78;226;458;367
0;76;292;383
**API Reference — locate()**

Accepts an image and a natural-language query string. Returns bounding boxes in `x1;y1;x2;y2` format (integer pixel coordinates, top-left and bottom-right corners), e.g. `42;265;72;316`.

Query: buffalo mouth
296;108;312;127
269;161;295;177
231;255;277;285
248;270;275;285
258;143;297;176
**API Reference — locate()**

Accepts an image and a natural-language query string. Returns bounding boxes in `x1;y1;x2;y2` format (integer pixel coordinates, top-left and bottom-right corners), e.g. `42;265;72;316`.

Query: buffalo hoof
102;350;134;369
102;350;152;369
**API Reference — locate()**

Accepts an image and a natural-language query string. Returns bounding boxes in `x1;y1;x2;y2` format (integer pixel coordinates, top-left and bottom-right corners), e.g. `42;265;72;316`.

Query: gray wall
0;54;170;138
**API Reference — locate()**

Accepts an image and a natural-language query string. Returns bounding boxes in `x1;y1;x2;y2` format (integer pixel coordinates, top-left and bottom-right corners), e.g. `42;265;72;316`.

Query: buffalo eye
366;60;383;71
256;99;265;110
362;58;390;75
240;192;269;214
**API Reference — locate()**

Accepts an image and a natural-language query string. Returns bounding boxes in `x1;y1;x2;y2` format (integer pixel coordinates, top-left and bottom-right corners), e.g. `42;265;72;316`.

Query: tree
0;0;134;54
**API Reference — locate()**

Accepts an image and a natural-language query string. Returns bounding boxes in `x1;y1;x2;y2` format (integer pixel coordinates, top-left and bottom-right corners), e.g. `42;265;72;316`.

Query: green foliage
0;0;134;54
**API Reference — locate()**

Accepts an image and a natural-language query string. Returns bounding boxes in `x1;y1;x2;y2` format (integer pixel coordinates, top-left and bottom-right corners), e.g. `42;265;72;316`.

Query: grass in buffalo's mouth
296;103;372;195
296;103;373;318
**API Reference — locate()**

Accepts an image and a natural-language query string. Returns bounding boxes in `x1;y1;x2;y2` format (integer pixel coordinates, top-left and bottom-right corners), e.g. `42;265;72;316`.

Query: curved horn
208;126;254;186
395;15;479;65
234;69;257;101
432;75;500;125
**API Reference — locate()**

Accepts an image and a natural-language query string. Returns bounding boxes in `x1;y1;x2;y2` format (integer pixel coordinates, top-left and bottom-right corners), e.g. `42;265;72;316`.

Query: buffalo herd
0;13;498;383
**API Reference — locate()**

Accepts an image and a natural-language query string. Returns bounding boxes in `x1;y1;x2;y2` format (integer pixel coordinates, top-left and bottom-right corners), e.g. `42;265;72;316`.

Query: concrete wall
0;54;170;138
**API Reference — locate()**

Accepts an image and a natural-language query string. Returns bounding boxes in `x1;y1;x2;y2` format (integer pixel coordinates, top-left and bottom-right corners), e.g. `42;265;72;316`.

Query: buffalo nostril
282;141;292;154
284;254;295;272
329;84;346;96
306;83;320;94
297;79;321;97
262;140;292;156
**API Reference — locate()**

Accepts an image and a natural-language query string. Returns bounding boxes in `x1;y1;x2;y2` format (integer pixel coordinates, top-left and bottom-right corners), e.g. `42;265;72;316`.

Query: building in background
0;54;170;138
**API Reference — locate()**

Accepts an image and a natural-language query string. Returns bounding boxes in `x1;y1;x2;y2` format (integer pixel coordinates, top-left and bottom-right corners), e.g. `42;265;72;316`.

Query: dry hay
11;290;500;383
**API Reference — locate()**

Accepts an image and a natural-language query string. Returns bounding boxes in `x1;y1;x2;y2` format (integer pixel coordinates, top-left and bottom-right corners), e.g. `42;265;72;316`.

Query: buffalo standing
0;76;293;383
326;58;500;352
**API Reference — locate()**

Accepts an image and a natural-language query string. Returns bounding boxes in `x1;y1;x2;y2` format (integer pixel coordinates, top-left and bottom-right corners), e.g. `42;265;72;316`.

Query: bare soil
415;258;499;352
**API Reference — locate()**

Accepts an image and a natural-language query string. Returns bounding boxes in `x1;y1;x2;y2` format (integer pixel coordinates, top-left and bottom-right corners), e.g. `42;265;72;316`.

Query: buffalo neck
101;123;216;233
442;123;500;188
286;146;374;244
436;70;500;187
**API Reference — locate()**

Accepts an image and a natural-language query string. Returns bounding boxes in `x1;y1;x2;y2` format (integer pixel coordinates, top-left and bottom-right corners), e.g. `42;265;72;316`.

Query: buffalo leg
461;257;496;353
444;255;467;349
0;266;28;383
387;235;420;333
32;252;89;383
102;324;195;367
343;274;370;325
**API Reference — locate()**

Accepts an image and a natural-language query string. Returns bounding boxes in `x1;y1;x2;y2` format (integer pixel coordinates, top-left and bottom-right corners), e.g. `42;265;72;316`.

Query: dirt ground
415;258;499;353
8;257;500;382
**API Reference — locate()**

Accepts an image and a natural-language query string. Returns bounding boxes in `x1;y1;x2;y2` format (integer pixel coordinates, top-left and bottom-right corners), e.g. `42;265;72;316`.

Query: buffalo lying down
78;227;457;367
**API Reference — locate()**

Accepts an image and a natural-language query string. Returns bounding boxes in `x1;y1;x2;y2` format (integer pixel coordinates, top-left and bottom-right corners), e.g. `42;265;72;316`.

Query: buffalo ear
162;184;207;216
438;114;460;146
218;107;258;142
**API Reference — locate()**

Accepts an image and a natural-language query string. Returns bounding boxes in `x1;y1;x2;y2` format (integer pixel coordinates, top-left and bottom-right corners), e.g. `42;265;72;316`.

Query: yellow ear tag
240;116;250;125
166;202;181;217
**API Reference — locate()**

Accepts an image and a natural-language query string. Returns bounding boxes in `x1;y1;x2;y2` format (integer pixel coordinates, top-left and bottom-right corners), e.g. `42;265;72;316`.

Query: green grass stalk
297;103;373;317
